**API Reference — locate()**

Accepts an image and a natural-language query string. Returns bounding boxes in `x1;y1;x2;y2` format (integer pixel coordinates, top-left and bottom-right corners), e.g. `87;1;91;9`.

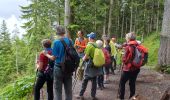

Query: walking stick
72;61;85;91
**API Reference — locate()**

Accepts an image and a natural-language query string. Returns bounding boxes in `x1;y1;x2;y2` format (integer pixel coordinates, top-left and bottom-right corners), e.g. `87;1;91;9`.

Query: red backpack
102;48;112;66
129;45;145;69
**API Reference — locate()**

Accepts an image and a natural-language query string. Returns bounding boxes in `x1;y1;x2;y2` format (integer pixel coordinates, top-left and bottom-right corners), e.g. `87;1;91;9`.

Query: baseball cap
87;32;96;39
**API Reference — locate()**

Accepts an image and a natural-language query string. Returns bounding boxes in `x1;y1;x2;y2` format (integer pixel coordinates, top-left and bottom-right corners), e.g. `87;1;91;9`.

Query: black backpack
44;51;54;80
60;39;80;73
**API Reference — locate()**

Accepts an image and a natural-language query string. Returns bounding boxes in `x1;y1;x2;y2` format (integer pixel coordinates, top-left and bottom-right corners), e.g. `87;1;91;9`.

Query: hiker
34;39;53;100
103;38;112;84
75;32;103;100
118;32;141;99
96;40;105;90
44;26;74;100
74;31;88;58
109;36;118;74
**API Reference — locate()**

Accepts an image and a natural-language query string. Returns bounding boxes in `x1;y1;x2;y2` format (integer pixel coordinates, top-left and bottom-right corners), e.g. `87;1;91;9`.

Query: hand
75;45;79;48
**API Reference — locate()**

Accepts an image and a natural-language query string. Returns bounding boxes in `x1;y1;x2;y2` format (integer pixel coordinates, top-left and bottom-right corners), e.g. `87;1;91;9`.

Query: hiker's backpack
60;39;80;73
44;50;54;79
89;43;105;67
129;45;145;69
102;48;112;66
137;45;148;66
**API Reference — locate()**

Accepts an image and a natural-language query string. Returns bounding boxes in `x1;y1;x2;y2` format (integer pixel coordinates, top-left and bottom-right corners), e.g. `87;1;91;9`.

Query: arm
77;45;86;49
37;61;43;70
122;46;132;64
82;54;89;61
44;53;56;61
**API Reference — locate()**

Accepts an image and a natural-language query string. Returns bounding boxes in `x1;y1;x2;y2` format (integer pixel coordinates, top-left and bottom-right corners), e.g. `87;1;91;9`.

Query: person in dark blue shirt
44;26;73;100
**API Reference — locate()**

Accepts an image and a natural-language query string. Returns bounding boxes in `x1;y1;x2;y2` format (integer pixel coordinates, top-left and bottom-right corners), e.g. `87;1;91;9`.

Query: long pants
110;56;116;73
53;66;72;100
118;69;140;99
97;75;104;88
34;73;53;100
79;76;97;97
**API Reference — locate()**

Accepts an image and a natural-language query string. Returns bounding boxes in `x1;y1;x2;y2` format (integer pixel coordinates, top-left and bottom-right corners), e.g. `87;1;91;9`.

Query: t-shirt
84;42;96;59
52;37;71;64
74;37;87;53
39;48;52;71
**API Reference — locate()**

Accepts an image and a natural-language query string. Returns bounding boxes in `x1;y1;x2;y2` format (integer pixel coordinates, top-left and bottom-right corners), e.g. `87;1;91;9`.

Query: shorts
103;64;110;75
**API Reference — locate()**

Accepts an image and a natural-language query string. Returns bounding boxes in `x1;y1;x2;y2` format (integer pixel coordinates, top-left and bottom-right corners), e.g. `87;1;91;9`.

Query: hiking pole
72;61;85;91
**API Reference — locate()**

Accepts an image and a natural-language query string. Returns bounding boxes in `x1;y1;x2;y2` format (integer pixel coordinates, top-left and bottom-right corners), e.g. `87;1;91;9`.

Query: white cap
96;40;103;48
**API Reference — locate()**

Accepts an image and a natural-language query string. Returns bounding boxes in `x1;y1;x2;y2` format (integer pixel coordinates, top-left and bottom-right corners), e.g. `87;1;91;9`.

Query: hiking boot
104;80;109;84
75;95;84;100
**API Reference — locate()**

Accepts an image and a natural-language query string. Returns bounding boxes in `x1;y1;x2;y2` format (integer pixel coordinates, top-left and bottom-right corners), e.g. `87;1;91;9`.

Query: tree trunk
16;44;18;74
103;9;107;36
121;11;124;39
108;0;114;36
158;0;170;67
130;3;133;32
133;5;137;32
64;0;71;38
156;0;160;32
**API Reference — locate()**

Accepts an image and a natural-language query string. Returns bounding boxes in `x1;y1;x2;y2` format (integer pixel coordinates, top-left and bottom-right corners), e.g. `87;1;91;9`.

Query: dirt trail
72;68;170;100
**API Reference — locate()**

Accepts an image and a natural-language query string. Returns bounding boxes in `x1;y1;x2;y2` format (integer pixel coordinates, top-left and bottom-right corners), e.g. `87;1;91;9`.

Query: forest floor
72;67;170;100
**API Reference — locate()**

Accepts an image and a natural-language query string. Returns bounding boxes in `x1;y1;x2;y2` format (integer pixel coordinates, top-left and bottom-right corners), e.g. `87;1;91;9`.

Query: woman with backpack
75;32;102;100
118;32;141;99
34;39;53;100
96;40;106;90
103;38;112;84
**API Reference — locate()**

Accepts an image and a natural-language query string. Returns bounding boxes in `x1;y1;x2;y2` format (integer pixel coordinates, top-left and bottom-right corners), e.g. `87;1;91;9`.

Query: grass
143;32;160;67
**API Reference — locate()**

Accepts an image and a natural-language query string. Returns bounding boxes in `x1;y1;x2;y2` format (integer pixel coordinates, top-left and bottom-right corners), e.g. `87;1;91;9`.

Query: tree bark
108;0;114;36
121;11;124;39
64;0;71;38
158;0;170;67
130;0;133;32
156;0;160;32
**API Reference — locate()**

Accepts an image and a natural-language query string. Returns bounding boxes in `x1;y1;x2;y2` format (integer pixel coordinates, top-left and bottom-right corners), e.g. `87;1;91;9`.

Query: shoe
75;95;84;100
91;97;98;100
104;80;109;84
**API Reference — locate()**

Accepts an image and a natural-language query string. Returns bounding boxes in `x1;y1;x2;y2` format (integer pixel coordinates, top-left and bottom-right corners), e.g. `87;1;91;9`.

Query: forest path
72;68;170;100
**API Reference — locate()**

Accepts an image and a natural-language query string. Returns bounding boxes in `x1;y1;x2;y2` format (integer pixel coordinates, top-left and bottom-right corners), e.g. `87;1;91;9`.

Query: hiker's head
41;39;52;48
87;32;96;41
96;40;103;48
111;36;116;42
104;37;110;45
56;25;65;36
125;32;136;42
77;31;84;37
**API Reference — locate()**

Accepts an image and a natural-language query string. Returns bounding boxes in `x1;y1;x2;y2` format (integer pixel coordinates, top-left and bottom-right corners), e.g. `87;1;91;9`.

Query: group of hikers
34;25;148;100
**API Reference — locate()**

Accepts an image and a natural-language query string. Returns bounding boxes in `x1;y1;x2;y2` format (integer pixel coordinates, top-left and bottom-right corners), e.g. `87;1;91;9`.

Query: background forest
0;0;165;99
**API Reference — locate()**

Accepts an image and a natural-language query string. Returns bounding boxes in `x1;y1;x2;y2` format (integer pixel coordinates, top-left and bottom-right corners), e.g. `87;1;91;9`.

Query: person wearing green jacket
109;37;117;74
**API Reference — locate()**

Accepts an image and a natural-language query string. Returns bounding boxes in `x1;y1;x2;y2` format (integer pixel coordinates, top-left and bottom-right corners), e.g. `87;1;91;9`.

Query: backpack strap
128;44;137;63
60;38;67;49
88;42;97;48
59;38;68;63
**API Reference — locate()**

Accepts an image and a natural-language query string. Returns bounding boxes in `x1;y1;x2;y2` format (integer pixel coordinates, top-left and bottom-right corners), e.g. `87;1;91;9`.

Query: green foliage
143;32;160;66
0;75;35;100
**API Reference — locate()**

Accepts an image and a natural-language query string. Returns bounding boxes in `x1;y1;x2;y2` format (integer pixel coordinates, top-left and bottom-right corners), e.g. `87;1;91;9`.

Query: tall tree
158;0;170;68
64;0;71;37
107;0;114;36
